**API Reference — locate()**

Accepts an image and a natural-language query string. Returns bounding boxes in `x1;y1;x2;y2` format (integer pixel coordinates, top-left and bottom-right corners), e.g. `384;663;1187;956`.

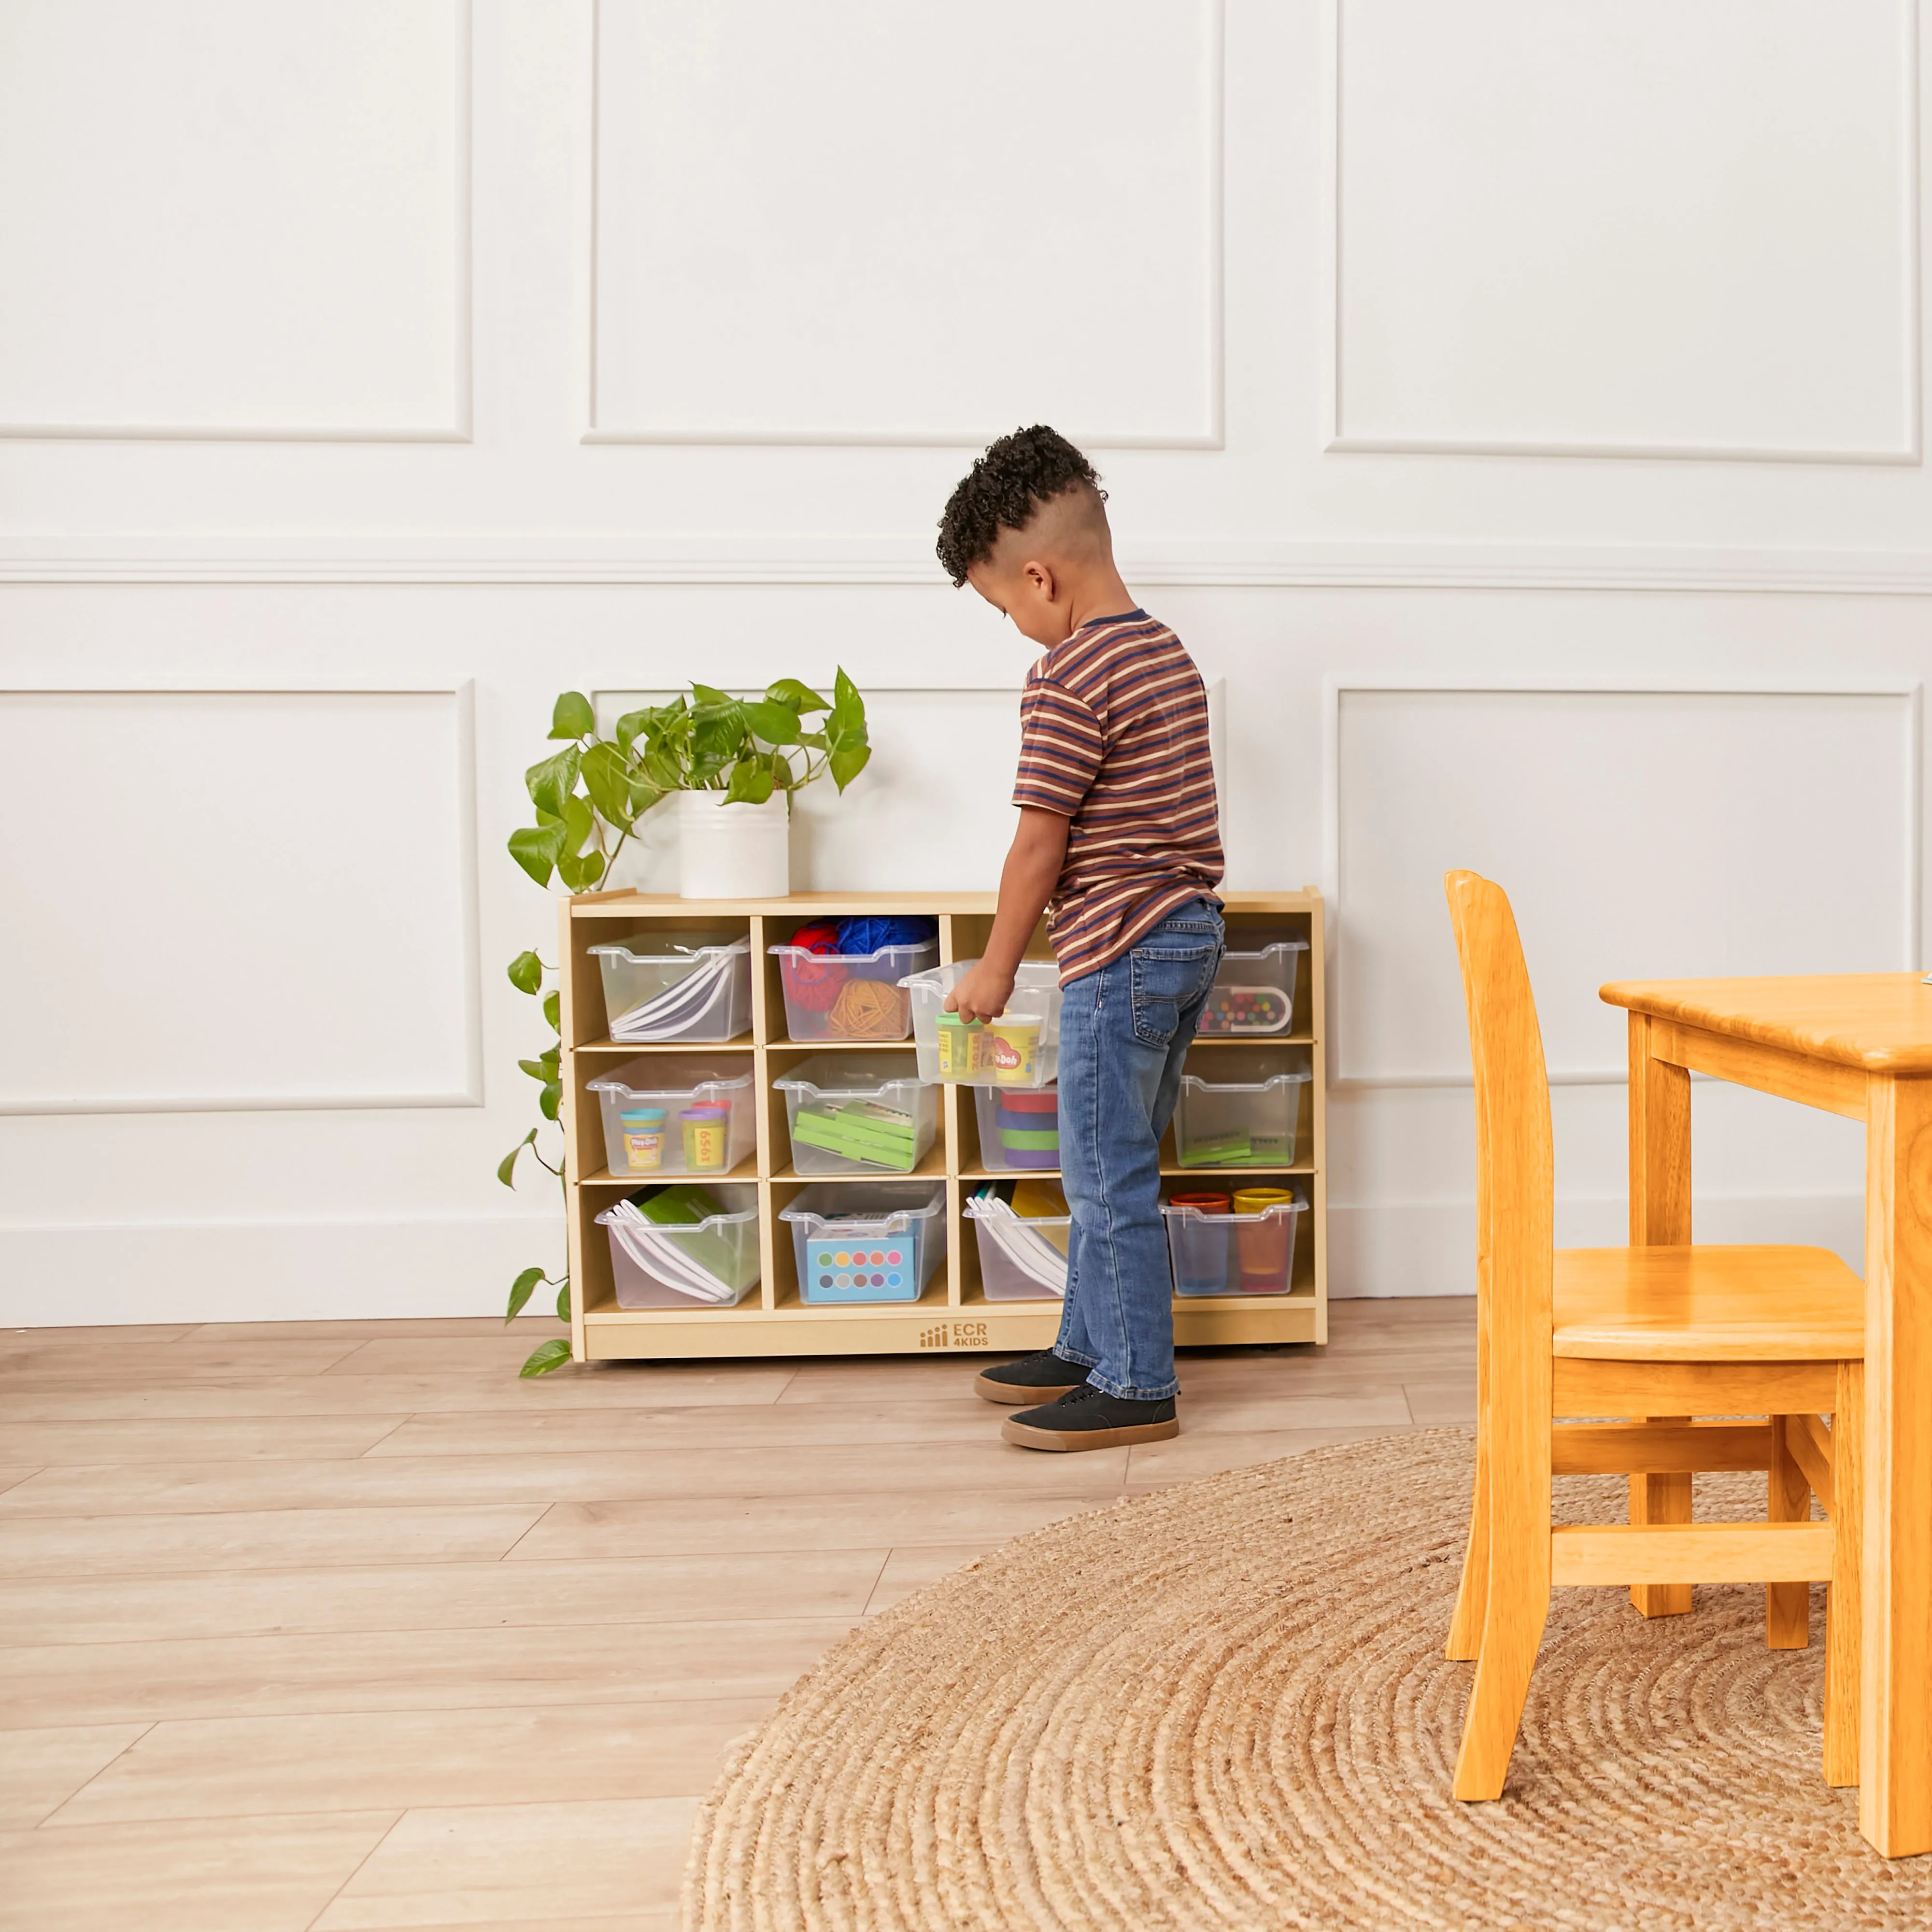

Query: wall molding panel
580;0;1224;447
1326;0;1923;464
0;683;483;1116
27;537;1932;594
1323;678;1923;1089
0;0;473;442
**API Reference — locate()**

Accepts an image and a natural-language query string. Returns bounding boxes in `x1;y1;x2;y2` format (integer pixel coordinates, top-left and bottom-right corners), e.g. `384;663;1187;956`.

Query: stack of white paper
609;939;750;1042
600;1197;743;1304
968;1191;1068;1298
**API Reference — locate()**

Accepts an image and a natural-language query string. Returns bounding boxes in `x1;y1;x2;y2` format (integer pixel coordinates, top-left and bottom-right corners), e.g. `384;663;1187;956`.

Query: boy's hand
946;961;1016;1026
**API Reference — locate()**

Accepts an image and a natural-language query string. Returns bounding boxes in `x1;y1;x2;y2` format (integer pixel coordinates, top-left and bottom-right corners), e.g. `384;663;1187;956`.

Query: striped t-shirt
1011;609;1223;984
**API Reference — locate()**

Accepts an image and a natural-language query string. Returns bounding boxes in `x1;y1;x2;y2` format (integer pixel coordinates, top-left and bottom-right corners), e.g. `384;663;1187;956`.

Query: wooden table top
1599;973;1932;1074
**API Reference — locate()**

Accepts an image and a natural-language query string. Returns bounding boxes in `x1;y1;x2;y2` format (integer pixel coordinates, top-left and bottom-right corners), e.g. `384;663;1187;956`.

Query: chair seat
1552;1244;1864;1362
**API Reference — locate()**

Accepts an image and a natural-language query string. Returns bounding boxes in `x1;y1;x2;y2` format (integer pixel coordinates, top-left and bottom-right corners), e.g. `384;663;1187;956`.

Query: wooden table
1599;973;1932;1858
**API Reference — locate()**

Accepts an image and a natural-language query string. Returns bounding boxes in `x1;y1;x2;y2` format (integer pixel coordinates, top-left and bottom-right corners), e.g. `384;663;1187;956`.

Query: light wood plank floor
0;1299;1474;1932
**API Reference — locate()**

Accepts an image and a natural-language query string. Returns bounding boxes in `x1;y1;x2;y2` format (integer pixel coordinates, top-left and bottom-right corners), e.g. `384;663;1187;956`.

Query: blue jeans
1052;897;1224;1399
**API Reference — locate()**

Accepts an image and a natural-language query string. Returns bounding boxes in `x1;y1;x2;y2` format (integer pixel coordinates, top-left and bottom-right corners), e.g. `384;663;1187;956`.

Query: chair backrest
1444;872;1555;1354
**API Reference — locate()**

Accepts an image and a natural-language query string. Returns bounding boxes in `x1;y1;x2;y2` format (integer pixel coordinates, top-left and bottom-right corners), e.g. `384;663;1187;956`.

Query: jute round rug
683;1428;1932;1930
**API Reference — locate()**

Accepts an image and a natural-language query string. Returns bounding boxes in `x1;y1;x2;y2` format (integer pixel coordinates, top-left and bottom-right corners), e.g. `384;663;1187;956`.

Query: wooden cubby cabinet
558;890;1326;1364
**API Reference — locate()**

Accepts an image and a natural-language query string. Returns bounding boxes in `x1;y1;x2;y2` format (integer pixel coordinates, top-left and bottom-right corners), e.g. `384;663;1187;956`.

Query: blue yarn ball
835;914;938;956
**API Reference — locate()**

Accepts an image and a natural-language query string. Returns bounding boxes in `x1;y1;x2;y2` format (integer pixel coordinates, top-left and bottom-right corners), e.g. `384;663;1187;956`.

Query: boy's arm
946;807;1070;1024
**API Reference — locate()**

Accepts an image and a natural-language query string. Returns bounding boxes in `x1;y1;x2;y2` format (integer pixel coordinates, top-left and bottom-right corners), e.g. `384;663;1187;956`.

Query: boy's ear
1021;558;1058;604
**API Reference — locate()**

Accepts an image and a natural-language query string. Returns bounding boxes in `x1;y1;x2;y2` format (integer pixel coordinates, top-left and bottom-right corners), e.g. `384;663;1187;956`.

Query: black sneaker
1002;1383;1180;1452
974;1350;1087;1406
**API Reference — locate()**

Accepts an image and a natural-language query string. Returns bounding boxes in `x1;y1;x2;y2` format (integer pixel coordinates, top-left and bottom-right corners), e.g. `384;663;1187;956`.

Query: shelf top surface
570;888;1321;918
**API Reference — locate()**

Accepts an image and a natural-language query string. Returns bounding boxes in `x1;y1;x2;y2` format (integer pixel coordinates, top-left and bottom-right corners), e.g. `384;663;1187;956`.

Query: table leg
1859;1074;1932;1856
1627;1013;1693;1617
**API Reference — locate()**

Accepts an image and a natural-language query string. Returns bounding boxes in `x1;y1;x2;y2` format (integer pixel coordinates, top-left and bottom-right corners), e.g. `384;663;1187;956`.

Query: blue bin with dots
779;1183;947;1305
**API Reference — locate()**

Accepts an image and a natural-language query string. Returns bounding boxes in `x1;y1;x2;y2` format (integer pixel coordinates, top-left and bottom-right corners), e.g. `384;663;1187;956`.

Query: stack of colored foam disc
996;1087;1059;1169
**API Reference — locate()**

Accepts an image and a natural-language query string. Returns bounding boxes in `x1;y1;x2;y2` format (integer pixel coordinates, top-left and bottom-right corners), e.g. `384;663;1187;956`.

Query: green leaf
724;755;776;805
525;746;581;821
540;1079;562;1121
549;691;596;740
505;1265;545;1321
766;677;828;712
542;990;560;1030
539;1047;560;1077
828;740;871;792
690;682;735;711
555;1281;571;1321
691;707;748;768
795;729;827;750
559;793;594;857
497;1128;536;1187
507;950;542;994
613;708;649;755
508;823;567;887
517;1056;549;1081
741;699;803;746
519;1337;573;1378
830;666;866;734
581;741;640;829
556;848;605;892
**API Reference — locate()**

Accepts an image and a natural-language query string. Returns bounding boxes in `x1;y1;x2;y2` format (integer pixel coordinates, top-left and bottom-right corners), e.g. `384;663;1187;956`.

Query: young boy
935;425;1224;1452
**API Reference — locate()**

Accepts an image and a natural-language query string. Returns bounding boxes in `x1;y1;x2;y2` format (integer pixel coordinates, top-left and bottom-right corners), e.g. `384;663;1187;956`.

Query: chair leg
1628;1416;1693;1617
1824;1364;1863;1787
1445;1297;1491;1661
1767;1415;1811;1649
1452;1389;1550;1802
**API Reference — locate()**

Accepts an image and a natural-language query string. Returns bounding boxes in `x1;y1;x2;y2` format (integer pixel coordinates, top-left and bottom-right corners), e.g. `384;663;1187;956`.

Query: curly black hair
935;425;1105;587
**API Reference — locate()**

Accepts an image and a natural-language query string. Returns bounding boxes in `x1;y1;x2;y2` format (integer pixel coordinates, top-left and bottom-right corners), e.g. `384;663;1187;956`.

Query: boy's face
964;555;1072;650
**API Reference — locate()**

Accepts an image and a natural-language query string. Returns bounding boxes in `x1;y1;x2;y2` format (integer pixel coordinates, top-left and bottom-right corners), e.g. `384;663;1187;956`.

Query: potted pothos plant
498;676;870;1376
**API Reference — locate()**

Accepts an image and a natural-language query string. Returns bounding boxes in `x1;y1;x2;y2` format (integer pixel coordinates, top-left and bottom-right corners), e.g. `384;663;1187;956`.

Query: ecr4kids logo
918;1321;991;1350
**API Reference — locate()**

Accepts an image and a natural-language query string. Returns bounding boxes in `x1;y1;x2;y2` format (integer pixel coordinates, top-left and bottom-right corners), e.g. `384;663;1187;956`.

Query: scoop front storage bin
1194;937;1308;1037
596;1183;760;1309
972;1085;1060;1172
773;1052;938;1175
901;959;1063;1089
769;935;938;1042
1172;1050;1312;1168
781;1183;946;1303
1162;1189;1307;1296
965;1185;1071;1301
586;1058;756;1179
591;933;753;1044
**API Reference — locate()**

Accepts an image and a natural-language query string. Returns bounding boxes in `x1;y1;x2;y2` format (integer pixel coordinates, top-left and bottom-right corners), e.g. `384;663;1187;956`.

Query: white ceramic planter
678;791;790;899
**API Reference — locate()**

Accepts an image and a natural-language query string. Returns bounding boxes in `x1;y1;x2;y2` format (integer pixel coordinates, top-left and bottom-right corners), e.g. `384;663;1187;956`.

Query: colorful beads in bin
1194;938;1307;1037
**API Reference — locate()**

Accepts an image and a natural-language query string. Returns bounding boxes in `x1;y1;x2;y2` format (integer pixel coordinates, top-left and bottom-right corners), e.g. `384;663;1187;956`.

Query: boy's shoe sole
975;1364;1083;1406
1000;1413;1181;1452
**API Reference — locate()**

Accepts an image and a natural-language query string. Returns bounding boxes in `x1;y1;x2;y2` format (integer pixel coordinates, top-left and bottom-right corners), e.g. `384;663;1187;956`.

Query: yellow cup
1231;1188;1295;1292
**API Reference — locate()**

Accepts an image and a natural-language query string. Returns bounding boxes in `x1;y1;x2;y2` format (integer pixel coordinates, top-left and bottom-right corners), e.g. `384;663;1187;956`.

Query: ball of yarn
834;914;938;956
827;976;911;1039
782;954;848;1013
788;921;843;955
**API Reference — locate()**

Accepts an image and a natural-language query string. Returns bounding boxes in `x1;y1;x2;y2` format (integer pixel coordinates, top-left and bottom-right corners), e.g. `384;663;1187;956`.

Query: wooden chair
1441;870;1865;1801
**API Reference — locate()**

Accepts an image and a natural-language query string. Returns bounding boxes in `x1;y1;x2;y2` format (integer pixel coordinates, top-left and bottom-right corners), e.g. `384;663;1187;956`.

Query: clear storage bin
1194;936;1308;1037
965;1186;1071;1301
768;937;938;1042
1163;1189;1307;1297
901;958;1063;1089
596;1182;760;1309
1171;1050;1312;1168
781;1183;947;1304
591;932;753;1044
773;1052;938;1175
972;1085;1060;1172
586;1057;756;1179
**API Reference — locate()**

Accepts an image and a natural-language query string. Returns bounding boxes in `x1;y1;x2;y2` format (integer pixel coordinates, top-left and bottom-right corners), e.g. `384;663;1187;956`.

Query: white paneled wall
0;0;1927;1322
